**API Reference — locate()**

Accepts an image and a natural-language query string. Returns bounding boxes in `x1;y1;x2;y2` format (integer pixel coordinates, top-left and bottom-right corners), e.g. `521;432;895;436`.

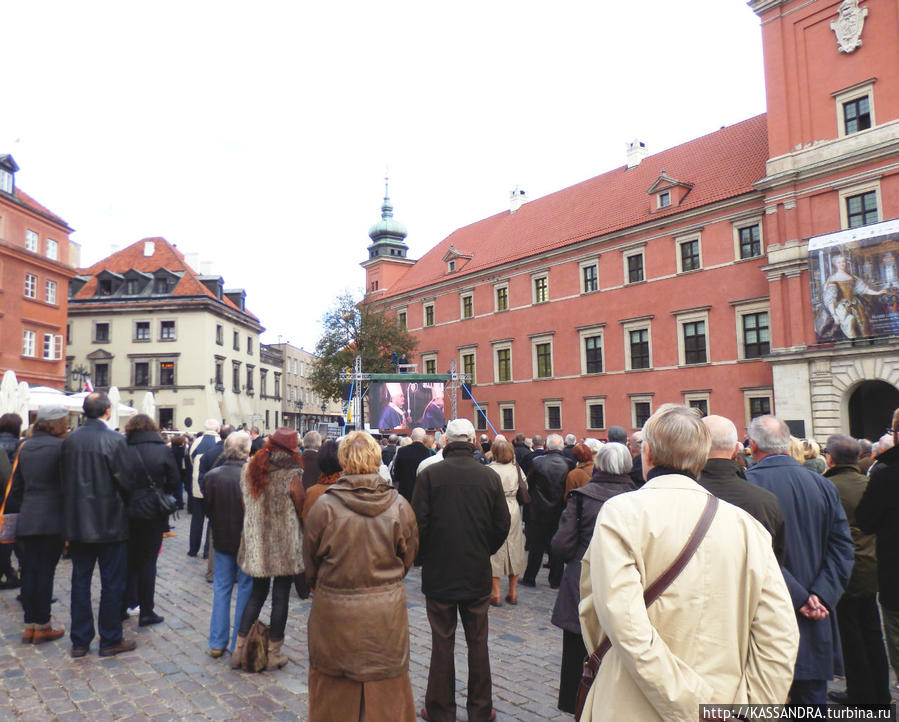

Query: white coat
578;473;799;722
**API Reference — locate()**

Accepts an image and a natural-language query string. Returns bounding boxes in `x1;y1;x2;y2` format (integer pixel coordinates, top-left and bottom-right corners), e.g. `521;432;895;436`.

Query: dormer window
648;171;693;211
0;168;12;194
448;260;456;273
658;191;671;208
99;279;114;296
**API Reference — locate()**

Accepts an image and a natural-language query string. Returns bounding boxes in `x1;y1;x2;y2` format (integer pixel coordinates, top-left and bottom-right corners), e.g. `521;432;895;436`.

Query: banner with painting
809;218;899;342
369;381;446;432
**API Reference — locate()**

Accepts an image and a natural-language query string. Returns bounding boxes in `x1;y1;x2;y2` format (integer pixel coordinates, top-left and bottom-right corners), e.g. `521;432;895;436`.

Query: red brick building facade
0;155;76;388
365;0;899;440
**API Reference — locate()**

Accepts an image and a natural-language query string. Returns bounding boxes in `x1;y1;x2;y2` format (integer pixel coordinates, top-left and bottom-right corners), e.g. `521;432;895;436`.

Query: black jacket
62;419;134;543
550;471;635;633
302;448;320;490
127;430;179;527
198;440;227;495
9;431;65;537
412;442;511;601
699;457;785;561
381;444;397;466
392;441;432;501
526;450;575;525
0;431;20;465
204;458;246;554
857;444;899;609
171;444;192;485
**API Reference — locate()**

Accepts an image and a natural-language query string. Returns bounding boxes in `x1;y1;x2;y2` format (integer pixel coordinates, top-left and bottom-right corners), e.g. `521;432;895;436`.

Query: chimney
509;185;528;214
626;140;648;169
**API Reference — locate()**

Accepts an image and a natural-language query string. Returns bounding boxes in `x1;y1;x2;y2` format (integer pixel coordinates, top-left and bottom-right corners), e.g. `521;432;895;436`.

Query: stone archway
848;380;899;441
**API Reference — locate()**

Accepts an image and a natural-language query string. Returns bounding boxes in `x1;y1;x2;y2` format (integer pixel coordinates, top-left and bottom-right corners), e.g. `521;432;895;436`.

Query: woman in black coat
170;435;191;510
124;414;179;626
8;407;68;642
0;412;24;589
549;442;636;714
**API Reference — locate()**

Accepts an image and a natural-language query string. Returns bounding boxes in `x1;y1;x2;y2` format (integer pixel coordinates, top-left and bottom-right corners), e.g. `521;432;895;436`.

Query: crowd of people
3;392;899;720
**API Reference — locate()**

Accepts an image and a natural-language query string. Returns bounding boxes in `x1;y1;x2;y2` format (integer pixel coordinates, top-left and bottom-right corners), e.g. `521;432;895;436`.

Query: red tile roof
14;187;71;229
382;114;769;298
73;237;258;319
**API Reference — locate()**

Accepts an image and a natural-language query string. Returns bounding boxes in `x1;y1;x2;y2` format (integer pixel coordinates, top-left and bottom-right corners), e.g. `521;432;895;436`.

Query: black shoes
139;613;164;627
519;579;536;588
71;647;89;658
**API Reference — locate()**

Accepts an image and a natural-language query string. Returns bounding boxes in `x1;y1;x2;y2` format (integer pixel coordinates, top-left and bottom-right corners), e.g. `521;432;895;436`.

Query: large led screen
809;218;899;343
369;381;446;432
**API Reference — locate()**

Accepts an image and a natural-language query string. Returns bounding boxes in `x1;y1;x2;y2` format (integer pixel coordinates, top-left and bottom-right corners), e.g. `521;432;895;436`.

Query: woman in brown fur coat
231;428;304;670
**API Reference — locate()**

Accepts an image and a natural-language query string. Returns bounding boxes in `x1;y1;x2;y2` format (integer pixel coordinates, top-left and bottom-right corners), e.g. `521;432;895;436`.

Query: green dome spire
368;176;408;244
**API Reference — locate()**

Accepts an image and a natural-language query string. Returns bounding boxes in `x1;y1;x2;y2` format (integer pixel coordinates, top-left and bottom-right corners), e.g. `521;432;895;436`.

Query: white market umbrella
140;391;156;419
0;369;17;414
108;386;122;431
68;391;137;418
28;386;84;412
14;382;30;423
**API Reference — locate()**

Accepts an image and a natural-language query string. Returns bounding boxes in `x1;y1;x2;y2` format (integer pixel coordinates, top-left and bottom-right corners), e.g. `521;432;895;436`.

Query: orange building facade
365;0;899;441
0;155;76;389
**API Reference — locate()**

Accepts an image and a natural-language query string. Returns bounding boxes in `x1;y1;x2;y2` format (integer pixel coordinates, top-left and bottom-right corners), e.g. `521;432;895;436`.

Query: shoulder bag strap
1;444;24;516
132;446;157;489
583;493;719;671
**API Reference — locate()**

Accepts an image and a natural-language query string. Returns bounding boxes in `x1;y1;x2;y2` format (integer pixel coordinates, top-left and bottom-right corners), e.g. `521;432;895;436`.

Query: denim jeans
69;541;127;650
209;550;252;652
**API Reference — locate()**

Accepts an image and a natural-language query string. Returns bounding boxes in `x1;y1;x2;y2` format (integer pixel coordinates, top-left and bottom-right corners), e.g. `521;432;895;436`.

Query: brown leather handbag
574;493;719;721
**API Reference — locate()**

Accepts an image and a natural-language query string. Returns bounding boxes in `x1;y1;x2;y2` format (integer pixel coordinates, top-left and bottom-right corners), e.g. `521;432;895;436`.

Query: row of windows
213;359;279;398
216;324;254;355
24;229;59;261
22;272;58;304
22;331;63;360
471;393;772;434
430;310;769;384
95;274;176;297
90;320;176;343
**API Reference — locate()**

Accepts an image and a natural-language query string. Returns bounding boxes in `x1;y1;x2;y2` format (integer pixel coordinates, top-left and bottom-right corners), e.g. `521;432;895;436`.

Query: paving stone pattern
1;512;893;720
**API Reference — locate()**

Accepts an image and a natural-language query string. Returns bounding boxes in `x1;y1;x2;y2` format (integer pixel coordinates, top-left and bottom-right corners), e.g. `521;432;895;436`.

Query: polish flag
83;379;94;392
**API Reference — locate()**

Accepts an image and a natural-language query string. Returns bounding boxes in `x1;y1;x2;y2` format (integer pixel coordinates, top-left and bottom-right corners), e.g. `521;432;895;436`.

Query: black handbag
129;447;178;520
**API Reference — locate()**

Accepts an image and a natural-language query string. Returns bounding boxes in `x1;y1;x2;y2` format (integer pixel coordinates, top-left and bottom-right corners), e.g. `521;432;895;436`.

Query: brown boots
230;634;248;669
266;639;288;670
26;622;65;644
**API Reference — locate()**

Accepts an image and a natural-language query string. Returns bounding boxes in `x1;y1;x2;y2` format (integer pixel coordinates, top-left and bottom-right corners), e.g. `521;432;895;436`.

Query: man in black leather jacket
61;392;136;658
522;433;575;588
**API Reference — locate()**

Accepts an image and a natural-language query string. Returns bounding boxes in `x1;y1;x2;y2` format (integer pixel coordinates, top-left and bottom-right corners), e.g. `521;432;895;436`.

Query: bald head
703;415;740;459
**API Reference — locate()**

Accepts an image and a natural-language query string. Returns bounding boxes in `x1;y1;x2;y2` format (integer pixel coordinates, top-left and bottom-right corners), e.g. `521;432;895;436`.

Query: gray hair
546;433;564;451
596;442;633;475
748;415;791;455
583;437;603;455
826;434;860;466
703;415;738;454
858;438;873;459
410;427;427;442
303;430;322;450
224;431;251;460
564;433;577;446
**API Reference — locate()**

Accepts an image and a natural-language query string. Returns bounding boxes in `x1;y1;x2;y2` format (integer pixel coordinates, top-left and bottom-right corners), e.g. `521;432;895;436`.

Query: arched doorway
849;380;899;441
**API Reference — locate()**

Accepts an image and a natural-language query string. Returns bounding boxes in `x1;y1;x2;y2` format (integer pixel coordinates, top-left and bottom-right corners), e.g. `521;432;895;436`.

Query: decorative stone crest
830;0;868;54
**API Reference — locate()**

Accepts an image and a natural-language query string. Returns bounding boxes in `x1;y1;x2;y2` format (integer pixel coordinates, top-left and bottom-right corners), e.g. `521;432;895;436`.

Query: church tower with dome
361;178;414;298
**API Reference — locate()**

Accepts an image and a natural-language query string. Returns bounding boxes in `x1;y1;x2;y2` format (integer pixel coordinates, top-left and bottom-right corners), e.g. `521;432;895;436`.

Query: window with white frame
580;259;599;294
494;282;509;312
423;302;435;327
676;309;710;366
493;341;512;383
24;273;37;298
475;405;488;431
160;320;176;340
744;389;773;428
631;395;653;429
834;80;875;138
397;309;407;330
461;292;474;319
460;349;476;385
658;191;671;208
733;299;771;360
839;182;881;229
45;279;57;304
579;326;605;375
135;321;151;341
585;397;606;430
684;392;710;417
676;234;702;273
422;353;437;375
622;317;652;371
22;329;36;357
624;249;645;284
531;334;553;379
532;273;548;304
734;221;763;260
544;401;562;431
46;239;58;261
25;230;38;253
499;403;515;431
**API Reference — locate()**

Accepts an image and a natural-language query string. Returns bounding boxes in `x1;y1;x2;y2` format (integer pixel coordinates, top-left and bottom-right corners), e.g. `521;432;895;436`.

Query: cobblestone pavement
0;511;894;720
0;512;571;721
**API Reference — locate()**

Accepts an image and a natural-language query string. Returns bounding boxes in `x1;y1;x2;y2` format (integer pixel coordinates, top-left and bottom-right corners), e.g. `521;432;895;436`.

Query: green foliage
311;291;418;401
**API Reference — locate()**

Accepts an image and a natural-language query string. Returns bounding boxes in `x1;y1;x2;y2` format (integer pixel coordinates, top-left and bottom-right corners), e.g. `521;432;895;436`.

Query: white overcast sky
1;1;767;350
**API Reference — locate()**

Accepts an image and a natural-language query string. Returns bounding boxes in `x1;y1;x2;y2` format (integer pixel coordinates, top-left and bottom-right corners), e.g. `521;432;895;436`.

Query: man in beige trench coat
578;405;799;722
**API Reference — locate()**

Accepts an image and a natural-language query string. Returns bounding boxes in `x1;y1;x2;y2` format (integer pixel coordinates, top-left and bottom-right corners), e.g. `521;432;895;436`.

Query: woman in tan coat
232;428;304;671
303;431;419;722
487;439;526;605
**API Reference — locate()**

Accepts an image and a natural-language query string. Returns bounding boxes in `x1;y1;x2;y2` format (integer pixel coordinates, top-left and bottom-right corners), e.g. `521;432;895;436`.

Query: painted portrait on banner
809;219;899;342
